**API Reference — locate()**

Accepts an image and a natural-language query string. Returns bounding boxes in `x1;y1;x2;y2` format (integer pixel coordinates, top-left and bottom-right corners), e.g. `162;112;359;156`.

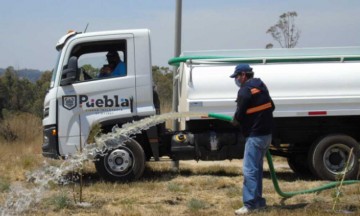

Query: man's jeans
242;134;271;209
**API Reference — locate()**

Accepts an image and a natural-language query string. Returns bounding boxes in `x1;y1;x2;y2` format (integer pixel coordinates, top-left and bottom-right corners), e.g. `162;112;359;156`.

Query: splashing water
0;112;207;215
94;112;207;153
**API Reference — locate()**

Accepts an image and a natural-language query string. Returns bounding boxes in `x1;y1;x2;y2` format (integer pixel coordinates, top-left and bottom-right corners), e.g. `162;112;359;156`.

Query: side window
78;52;104;80
70;40;127;82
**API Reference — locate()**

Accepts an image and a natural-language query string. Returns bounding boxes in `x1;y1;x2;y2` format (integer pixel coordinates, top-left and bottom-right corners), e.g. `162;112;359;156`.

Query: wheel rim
104;147;134;177
323;143;354;175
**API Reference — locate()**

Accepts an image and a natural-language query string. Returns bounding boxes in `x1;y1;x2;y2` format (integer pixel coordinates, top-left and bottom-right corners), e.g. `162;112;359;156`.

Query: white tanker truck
42;29;360;181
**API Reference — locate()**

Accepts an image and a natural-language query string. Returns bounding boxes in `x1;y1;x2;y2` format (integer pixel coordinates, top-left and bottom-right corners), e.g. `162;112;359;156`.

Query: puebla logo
62;95;131;110
62;95;77;110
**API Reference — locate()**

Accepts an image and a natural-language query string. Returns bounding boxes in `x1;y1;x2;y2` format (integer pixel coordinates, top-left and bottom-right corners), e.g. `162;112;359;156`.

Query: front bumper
42;125;60;159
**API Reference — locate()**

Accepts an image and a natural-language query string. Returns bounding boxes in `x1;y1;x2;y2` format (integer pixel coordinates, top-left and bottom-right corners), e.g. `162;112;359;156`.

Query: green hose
208;113;360;198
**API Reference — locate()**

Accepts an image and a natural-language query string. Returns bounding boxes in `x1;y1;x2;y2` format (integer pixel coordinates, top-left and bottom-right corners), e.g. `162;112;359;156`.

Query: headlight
43;135;49;145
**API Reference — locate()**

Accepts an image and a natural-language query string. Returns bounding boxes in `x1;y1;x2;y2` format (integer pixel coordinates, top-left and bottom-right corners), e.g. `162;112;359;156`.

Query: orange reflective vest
246;88;273;115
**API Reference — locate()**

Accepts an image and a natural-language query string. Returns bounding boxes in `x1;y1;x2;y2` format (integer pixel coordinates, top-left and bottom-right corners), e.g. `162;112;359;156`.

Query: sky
0;0;360;71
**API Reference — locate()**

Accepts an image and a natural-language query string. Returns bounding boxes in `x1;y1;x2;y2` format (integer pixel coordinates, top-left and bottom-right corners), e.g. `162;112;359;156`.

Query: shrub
0;112;41;142
48;192;72;211
167;182;183;192
187;198;207;211
0;178;10;192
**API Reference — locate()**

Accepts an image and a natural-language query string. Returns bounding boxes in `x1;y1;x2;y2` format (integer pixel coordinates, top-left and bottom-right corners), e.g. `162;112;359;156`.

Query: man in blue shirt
99;50;126;78
230;64;275;215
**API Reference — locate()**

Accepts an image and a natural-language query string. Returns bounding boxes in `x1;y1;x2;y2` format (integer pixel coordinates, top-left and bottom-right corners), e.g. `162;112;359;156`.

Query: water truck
42;29;360;182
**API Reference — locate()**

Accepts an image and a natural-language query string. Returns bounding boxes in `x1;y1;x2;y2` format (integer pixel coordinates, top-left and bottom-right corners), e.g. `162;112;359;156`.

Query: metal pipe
172;0;182;130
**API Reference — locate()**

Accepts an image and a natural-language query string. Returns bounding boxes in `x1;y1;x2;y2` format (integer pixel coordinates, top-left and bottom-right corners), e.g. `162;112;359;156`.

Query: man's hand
100;66;112;74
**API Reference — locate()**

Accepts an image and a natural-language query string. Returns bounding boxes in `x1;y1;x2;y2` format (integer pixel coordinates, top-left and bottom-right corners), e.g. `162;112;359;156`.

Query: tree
0;67;36;114
0;67;51;118
0;67;18;113
266;11;301;48
31;71;52;117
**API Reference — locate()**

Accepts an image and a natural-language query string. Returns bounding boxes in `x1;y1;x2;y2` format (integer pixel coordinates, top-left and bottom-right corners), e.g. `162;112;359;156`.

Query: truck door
57;34;136;156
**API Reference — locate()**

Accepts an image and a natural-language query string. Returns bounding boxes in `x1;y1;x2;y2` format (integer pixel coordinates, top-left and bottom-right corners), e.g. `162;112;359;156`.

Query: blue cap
230;64;253;78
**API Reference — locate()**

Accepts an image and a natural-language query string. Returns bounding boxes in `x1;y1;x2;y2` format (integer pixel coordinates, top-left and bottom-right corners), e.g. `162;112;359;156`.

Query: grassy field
0;114;359;215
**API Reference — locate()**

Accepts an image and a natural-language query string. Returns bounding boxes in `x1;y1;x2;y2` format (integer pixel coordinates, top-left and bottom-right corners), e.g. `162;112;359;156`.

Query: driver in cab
98;50;126;78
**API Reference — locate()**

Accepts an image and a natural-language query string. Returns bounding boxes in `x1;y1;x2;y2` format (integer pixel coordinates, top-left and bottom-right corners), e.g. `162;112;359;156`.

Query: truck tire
308;134;360;180
287;154;312;178
95;139;145;182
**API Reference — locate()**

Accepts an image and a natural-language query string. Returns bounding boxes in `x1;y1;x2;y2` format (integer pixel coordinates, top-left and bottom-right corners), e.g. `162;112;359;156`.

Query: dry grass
0;113;43;182
0;114;360;215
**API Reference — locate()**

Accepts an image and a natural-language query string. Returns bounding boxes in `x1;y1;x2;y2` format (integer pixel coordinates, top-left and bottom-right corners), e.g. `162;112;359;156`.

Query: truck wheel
308;134;359;180
95;139;145;182
287;154;312;177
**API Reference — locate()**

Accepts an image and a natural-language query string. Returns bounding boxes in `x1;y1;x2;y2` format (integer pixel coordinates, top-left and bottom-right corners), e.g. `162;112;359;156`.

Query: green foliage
152;66;173;107
167;182;184;192
48;192;73;211
0;67;51;118
0;67;35;112
0;178;10;192
32;71;52;117
187;198;207;211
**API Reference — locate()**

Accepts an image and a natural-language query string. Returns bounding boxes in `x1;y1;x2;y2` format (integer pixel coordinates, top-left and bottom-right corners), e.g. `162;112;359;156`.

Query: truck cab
42;29;155;159
42;29;244;182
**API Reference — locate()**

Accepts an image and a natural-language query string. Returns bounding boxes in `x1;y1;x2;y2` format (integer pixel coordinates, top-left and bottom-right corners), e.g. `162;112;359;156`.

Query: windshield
50;50;62;88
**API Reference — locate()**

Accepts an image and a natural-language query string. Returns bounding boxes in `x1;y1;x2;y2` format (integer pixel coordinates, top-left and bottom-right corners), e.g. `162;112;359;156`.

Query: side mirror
60;56;78;86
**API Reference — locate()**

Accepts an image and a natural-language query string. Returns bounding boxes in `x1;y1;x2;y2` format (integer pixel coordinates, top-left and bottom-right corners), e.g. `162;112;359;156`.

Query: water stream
0;112;207;215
